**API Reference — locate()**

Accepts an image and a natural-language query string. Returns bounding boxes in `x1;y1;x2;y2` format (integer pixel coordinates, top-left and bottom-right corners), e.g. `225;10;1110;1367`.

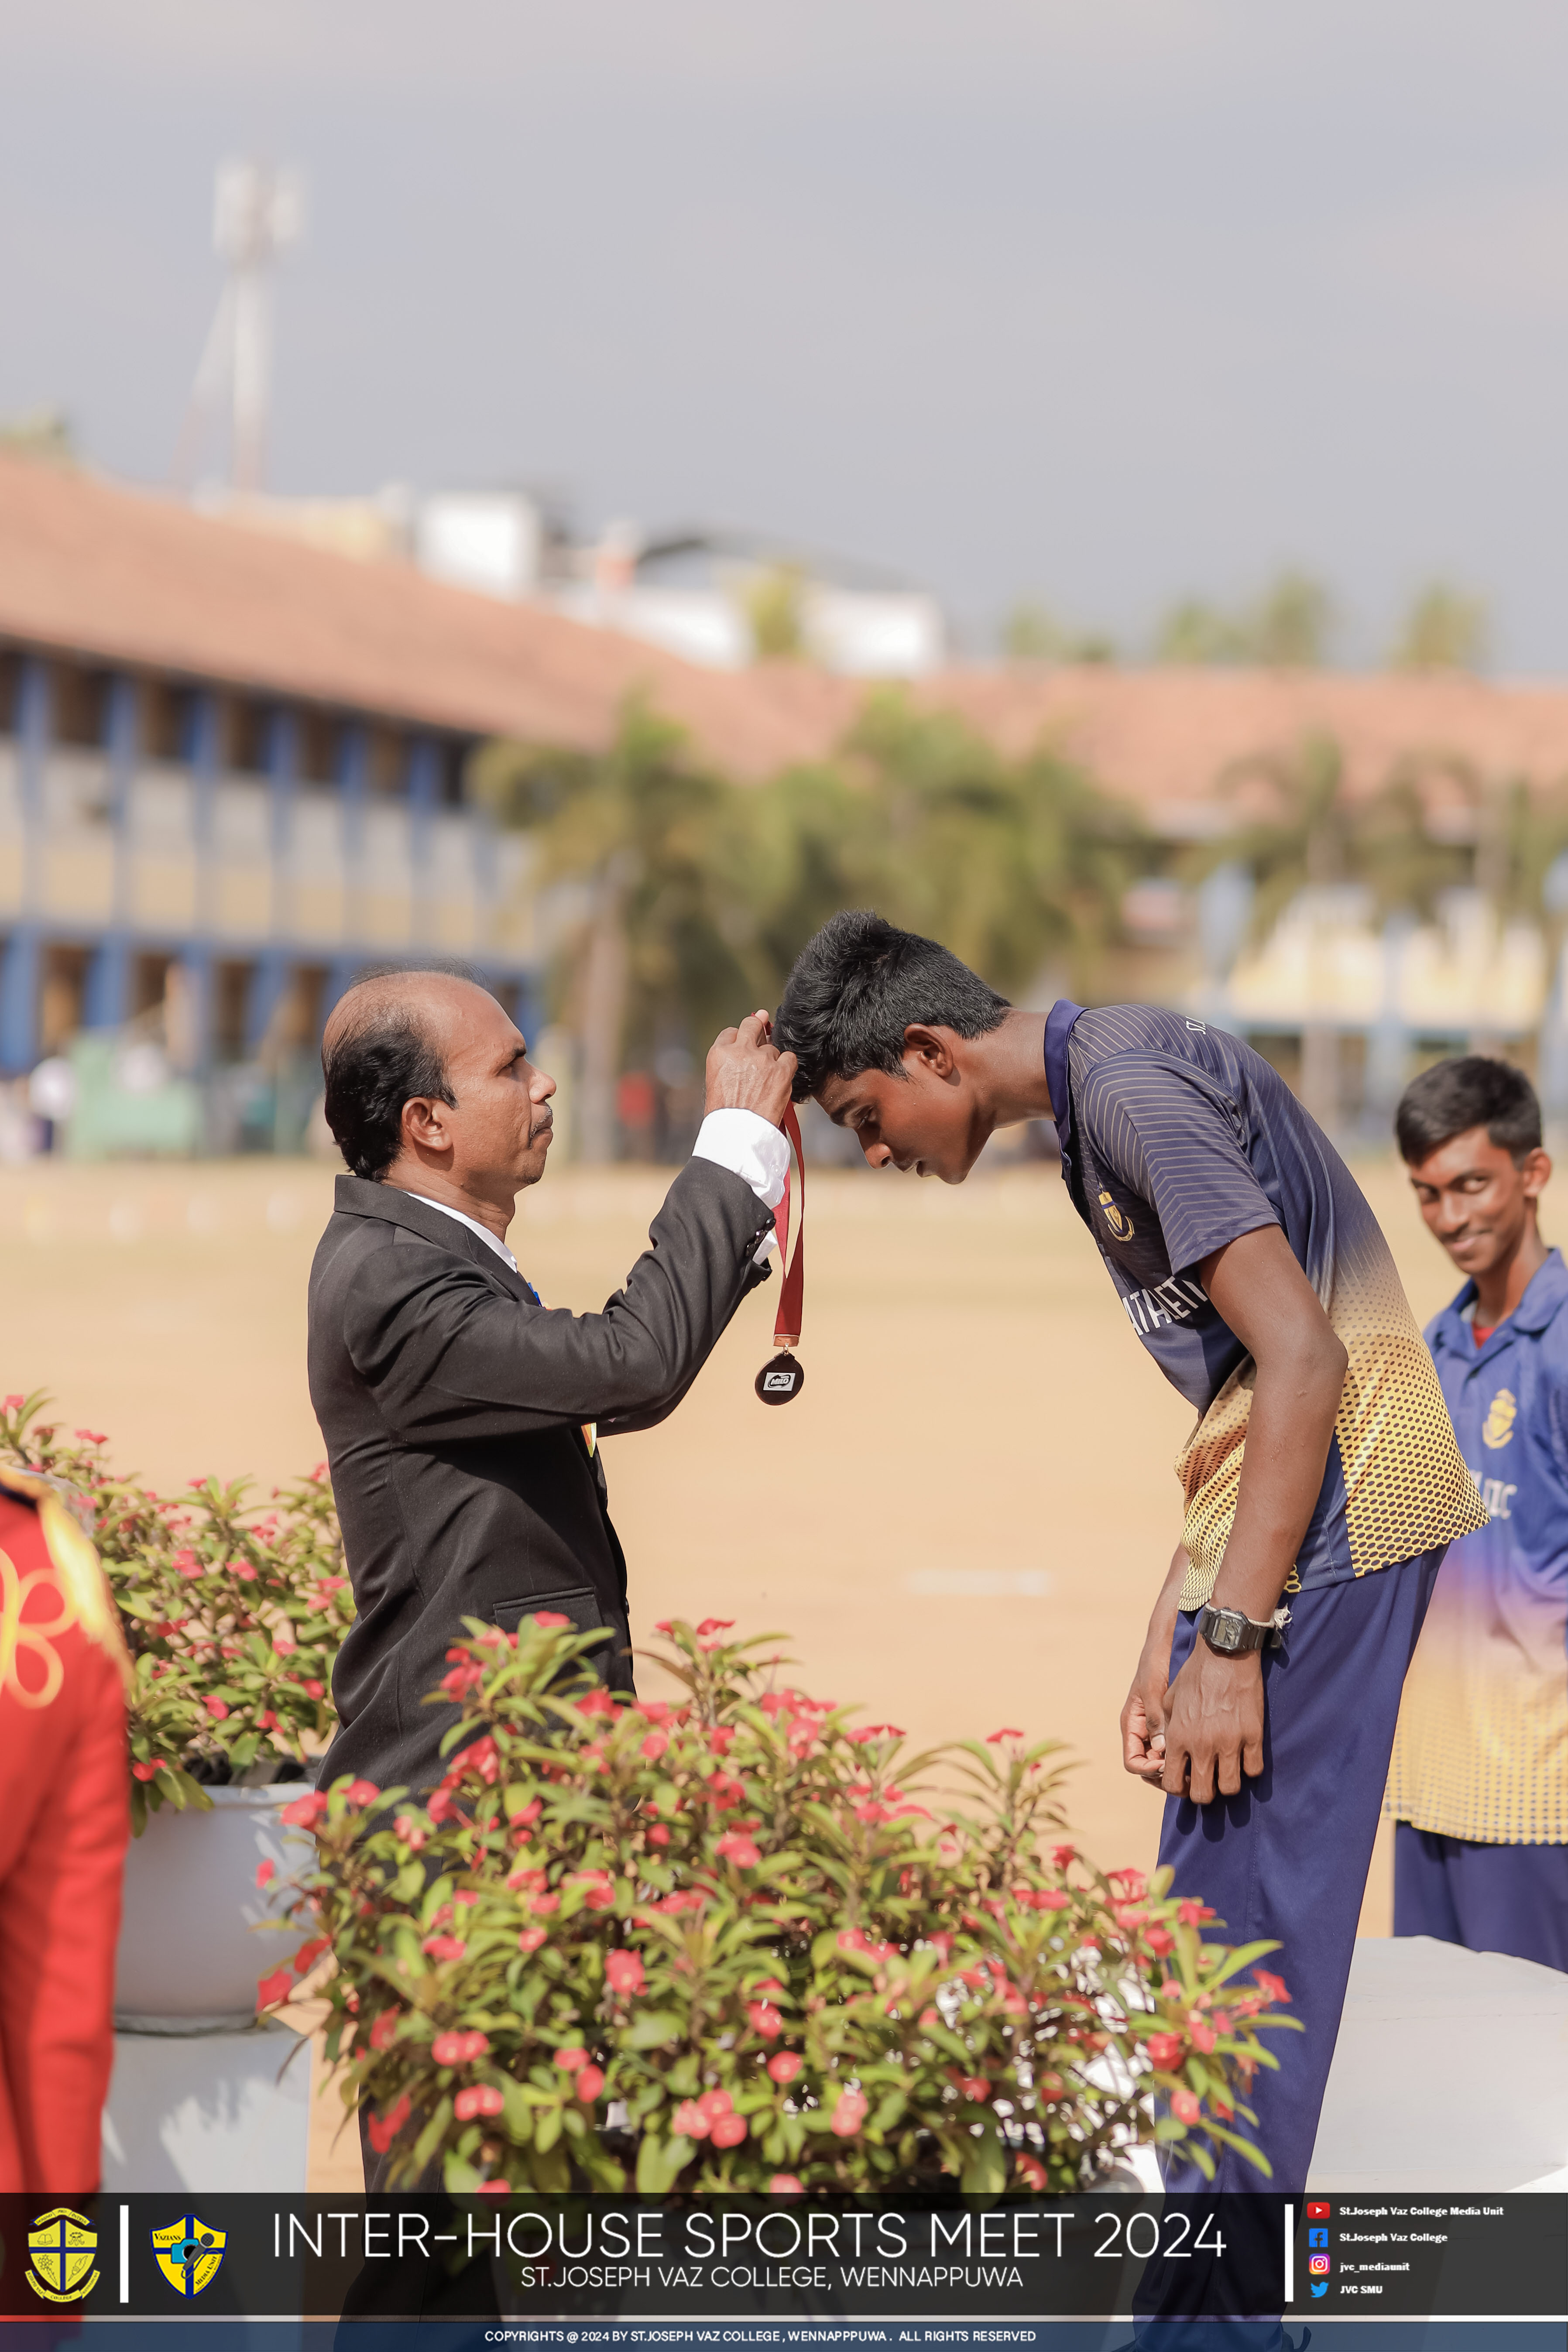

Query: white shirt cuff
692;1108;790;1262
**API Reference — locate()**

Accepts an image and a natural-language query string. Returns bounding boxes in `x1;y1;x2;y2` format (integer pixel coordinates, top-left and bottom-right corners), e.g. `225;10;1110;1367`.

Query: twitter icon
1311;2283;1328;2300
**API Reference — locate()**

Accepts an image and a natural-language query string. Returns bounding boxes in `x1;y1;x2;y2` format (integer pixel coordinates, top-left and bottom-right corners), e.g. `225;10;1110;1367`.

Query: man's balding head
320;963;556;1234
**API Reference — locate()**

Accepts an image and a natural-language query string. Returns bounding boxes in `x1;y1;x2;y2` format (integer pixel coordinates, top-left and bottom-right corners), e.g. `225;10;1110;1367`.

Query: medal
756;1102;805;1406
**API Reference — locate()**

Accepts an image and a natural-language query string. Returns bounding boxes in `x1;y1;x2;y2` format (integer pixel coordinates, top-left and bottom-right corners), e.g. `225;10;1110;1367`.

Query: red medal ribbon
771;1104;806;1349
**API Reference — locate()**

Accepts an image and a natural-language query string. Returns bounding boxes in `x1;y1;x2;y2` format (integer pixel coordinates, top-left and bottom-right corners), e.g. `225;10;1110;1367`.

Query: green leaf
635;2133;693;2194
625;2011;684;2050
960;2126;1008;2195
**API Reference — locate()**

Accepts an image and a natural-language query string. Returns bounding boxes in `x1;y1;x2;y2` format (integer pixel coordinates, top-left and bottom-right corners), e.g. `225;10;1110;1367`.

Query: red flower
3;1395;24;1411
367;2094;412;2154
767;2051;802;2084
292;1937;329;1976
518;1927;547;1954
426;1790;458;1825
304;1680;325;1700
1170;2088;1201;2125
421;1935;467;1962
477;2179;511;2197
1177;1899;1211;1926
280;1791;329;1829
576;2065;605;2102
641;1731;668;1761
529;1892;560;1916
710;2111;747;2148
770;2173;803;2194
256;1967;294;2010
370;2010;402;2051
433;2029;491;2065
342;1779;379;1808
509;1798;542;1827
1253;1969;1291;2007
454;2085;505;2122
672;2099;710;2139
646;1824;671;1847
554;2047;588;2073
507;1866;548;1892
985;1727;1024;1745
1015;2153;1048;2191
1145;2033;1184;2069
717;1832;761;1869
830;2089;868;2137
1188;2021;1216;2054
698;2088;732;2121
1146;1927;1174;1955
203;1694;230;1720
1033;1889;1069;1911
396;1817;428;1850
696;1617;735;1637
746;2001;782;2039
605;1950;645;1997
532;1610;572;1629
652;1620;675;1636
173;1550;204;1578
131;1761;160;1783
255;1859;276;1889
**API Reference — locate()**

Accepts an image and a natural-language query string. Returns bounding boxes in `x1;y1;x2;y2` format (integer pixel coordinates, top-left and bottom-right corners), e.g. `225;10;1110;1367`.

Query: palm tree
1390;584;1488;673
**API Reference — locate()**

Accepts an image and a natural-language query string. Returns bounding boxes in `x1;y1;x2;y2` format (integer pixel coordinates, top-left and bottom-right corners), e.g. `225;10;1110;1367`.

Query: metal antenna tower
175;159;305;494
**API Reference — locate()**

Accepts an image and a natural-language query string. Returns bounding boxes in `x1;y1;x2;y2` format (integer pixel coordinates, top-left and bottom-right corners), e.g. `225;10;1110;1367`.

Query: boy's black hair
322;959;488;1182
774;910;1009;1101
1395;1055;1542;1168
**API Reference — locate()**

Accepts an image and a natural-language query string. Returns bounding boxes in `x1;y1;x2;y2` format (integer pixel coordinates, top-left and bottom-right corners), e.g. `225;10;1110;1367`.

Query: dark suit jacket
309;1165;774;1794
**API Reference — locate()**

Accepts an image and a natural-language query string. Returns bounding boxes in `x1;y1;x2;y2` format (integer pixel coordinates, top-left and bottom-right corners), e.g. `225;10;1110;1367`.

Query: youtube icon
1307;2201;1331;2219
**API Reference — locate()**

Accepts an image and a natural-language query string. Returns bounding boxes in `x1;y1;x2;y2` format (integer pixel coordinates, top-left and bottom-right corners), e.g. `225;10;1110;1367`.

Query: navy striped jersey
1044;1001;1484;1607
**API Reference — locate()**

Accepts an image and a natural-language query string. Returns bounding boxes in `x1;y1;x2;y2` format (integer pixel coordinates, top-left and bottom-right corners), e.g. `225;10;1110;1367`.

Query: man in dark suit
309;964;794;1803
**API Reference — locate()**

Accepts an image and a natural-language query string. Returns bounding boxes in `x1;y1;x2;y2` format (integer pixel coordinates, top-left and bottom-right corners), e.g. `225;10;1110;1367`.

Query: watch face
1208;1610;1241;1650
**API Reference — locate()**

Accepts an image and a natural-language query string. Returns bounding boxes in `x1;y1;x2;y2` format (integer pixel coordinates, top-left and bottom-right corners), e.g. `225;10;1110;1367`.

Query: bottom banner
0;2194;1561;2331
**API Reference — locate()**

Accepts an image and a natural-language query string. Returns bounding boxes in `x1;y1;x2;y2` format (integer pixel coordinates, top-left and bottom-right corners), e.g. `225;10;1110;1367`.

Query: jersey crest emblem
1482;1388;1517;1450
151;2215;226;2297
1098;1189;1135;1242
26;2209;99;2304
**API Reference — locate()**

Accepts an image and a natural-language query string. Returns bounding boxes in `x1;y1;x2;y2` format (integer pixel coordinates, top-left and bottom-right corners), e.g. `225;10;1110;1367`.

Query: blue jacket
1386;1247;1568;1844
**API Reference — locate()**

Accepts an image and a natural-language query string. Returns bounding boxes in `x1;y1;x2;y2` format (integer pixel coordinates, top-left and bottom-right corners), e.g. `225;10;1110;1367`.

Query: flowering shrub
0;1393;353;1829
273;1614;1294;2194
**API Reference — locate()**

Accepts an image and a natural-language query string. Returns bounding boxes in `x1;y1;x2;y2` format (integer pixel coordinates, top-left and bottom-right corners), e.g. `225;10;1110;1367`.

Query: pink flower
710;2112;747;2148
292;1937;329;1975
343;1779;380;1808
433;2029;491;2065
830;2089;868;2137
230;1558;257;1582
396;1816;428;1850
770;2173;803;2194
131;1761;161;1783
454;2085;505;2121
256;1967;294;2009
369;2010;401;2051
202;1696;230;1721
532;1610;572;1629
576;2065;605;2102
698;2088;732;2121
255;1859;276;1889
421;1935;467;1961
605;1950;645;1997
641;1731;668;1760
1171;2088;1201;2125
1146;1927;1174;1955
646;1824;671;1847
716;1831;761;1869
367;2094;412;2154
509;1799;542;1828
554;2047;588;2073
3;1394;24;1411
273;1630;296;1656
652;1619;675;1636
768;2051;802;2084
530;1893;560;1915
696;1617;735;1638
1052;1843;1077;1868
1253;1969;1291;2007
1177;1900;1212;1927
1145;2033;1184;2069
173;1550;204;1578
280;1791;329;1829
1016;2153;1048;2191
672;2099;710;2139
518;1927;547;1954
477;2179;511;2197
985;1727;1025;1744
304;1680;325;1700
746;2001;783;2039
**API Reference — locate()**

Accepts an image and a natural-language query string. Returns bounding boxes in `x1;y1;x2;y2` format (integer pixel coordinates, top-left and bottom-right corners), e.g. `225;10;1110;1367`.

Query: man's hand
1159;1642;1265;1803
705;1011;796;1128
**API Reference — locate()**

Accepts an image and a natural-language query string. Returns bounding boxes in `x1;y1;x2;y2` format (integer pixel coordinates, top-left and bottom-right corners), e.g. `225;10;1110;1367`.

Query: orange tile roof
8;455;1568;803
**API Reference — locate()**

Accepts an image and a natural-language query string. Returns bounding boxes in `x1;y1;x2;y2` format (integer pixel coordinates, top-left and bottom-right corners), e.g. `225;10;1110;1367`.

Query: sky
7;0;1568;667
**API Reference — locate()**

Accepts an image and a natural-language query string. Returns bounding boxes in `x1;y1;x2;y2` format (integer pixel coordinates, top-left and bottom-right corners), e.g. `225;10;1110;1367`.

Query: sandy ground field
0;1146;1461;2190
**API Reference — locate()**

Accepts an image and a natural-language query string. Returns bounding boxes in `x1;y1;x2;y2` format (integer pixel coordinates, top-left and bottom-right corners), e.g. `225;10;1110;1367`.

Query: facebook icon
1309;2229;1329;2247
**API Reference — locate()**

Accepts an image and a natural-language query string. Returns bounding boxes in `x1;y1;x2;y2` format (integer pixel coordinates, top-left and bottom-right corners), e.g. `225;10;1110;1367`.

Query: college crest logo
1482;1388;1518;1450
1098;1190;1134;1242
26;2208;100;2304
152;2214;227;2297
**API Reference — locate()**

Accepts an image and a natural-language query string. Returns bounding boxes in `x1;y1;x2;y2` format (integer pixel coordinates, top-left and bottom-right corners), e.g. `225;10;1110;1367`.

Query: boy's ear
902;1024;959;1080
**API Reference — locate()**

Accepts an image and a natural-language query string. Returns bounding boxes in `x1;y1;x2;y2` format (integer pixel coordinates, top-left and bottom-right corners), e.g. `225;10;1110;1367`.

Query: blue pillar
176;941;214;1076
337;721;368;954
105;672;137;929
82;935;130;1031
245;950;293;1057
267;706;298;945
407;734;439;947
0;930;41;1075
16;655;48;921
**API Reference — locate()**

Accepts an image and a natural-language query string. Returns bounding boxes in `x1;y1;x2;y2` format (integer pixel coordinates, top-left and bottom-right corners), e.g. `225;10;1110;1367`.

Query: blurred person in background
0;1455;131;2189
1390;1058;1568;1970
775;909;1485;2192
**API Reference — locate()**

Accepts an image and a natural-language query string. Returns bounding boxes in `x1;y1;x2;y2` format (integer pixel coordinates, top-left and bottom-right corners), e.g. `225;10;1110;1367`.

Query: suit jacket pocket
493;1585;631;1689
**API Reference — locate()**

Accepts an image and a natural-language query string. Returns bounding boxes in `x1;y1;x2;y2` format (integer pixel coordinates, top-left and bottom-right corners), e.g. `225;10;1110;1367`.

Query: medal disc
755;1351;805;1406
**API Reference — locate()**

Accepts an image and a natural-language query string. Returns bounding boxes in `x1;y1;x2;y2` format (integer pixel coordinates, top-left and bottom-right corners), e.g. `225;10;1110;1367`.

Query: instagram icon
1309;2256;1331;2277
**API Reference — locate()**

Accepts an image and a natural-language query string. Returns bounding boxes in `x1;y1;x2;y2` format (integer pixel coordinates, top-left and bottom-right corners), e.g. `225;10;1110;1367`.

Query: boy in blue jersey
775;911;1484;2190
1390;1057;1568;1970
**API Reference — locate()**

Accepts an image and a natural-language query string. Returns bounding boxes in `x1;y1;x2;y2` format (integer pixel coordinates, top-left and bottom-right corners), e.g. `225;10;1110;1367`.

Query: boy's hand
1160;1644;1266;1803
1121;1638;1171;1785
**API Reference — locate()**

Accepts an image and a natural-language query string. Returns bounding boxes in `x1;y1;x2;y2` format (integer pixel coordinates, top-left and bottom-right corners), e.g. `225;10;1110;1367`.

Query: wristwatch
1197;1602;1292;1655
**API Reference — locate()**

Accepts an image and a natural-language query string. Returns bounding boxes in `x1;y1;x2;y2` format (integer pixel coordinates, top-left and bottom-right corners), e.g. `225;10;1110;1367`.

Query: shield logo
26;2208;100;2304
151;2214;227;2297
1098;1190;1135;1242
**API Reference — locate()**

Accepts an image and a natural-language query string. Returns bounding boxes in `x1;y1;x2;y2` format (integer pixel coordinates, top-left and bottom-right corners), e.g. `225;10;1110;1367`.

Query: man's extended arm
1121;1222;1348;1803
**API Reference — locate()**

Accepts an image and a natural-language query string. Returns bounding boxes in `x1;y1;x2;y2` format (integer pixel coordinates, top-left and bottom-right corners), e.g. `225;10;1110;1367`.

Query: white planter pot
101;2017;313;2192
114;1784;314;2028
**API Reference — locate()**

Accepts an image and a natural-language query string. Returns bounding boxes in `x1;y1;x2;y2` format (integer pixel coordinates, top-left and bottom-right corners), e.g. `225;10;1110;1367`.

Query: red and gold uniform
0;1461;132;2191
